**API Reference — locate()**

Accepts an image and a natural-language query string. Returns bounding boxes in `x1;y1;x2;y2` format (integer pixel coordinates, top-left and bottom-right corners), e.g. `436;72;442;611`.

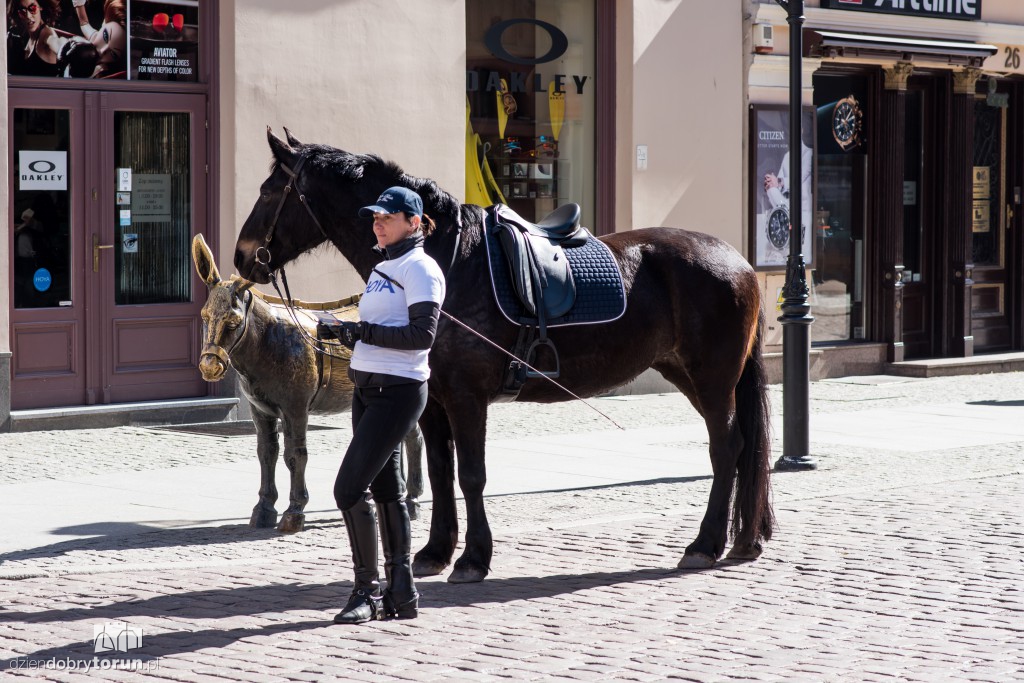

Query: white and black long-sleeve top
349;235;446;382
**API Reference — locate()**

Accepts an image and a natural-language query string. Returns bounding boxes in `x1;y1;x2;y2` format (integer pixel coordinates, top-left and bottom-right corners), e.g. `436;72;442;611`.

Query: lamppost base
774;454;818;471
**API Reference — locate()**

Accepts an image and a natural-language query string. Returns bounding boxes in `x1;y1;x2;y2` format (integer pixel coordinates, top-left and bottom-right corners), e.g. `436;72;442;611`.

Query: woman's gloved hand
317;320;361;349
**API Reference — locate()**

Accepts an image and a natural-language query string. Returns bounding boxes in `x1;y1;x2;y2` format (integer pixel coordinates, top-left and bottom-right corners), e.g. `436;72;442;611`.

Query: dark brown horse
234;129;773;582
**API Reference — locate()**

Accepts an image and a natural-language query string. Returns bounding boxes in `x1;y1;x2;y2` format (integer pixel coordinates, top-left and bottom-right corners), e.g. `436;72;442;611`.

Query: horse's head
233;128;375;284
192;234;254;382
234;129;467;283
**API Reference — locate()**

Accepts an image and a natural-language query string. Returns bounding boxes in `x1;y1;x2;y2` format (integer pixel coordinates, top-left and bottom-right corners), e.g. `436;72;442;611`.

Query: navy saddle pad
484;212;627;328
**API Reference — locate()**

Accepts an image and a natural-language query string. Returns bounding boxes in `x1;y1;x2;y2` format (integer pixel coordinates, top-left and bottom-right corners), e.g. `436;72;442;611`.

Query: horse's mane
275;144;465;230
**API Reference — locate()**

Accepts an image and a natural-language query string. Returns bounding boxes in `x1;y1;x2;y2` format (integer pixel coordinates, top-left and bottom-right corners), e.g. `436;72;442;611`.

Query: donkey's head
192;234;254;382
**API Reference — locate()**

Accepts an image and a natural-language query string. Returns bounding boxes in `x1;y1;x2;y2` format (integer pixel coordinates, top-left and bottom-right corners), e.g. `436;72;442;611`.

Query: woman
320;186;446;624
72;0;125;78
8;0;63;76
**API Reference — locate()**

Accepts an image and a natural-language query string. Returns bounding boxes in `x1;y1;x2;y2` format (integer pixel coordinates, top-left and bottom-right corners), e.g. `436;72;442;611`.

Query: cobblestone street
1;373;1023;681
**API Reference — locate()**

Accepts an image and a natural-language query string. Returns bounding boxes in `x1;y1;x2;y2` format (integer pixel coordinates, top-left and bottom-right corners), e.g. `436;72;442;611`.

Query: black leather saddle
489;203;590;321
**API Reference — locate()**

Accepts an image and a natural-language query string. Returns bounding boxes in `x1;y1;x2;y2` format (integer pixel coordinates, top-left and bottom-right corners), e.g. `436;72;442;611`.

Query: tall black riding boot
334;495;383;624
378;499;419;619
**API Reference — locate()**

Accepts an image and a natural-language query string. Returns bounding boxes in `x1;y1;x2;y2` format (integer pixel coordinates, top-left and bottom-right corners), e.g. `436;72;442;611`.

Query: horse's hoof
448;566;487;583
249;507;278;529
677;552;716;570
277;512;305;534
412;557;448;578
406;499;420;522
725;541;763;561
448;559;488;583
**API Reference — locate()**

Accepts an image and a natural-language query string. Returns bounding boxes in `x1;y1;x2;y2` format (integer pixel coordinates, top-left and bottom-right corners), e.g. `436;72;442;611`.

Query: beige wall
628;1;745;251
218;0;466;301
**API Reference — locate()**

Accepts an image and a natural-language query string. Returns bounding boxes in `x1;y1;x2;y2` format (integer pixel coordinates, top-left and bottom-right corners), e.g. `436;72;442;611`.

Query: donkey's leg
412;398;458;577
402;424;425;521
278;413;310;534
448;397;491;584
250;408;281;528
655;361;742;569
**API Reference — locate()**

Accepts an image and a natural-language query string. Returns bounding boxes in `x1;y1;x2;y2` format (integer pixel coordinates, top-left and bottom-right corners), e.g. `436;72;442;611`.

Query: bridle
254;156;330;269
200;288;254;371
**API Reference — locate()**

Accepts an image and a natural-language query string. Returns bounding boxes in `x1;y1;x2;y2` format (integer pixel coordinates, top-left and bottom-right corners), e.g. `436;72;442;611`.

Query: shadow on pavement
1;476;712;564
967;399;1024;407
0;522;287;565
0;563;720;629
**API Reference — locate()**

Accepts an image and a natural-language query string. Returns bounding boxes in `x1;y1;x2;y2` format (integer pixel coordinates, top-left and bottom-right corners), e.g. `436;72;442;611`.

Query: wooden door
9;90;88;409
9;89;209;409
94;91;208;403
901;85;936;359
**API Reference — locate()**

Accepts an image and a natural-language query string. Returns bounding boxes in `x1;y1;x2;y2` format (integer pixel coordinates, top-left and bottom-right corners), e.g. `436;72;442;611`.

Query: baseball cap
358;186;423;218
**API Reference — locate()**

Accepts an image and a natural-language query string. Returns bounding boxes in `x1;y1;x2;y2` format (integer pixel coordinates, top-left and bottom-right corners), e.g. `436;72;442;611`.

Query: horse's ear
283;127;303;147
233;279;255;300
267;126;296;165
192;234;221;288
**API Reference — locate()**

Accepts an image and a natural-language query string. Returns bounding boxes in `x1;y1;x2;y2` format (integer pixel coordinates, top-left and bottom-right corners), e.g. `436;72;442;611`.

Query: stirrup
525;337;560;378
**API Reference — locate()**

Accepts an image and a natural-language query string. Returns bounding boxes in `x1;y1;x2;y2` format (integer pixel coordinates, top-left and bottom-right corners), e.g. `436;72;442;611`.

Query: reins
370;268;625;431
249;160;623;430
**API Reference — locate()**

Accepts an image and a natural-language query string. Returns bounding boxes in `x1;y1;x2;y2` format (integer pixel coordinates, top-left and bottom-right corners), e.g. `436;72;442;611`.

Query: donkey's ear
192;234;221;288
283;127;303;148
267;127;296;165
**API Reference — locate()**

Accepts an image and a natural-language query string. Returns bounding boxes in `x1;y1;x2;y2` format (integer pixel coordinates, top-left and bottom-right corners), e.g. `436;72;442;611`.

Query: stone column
947;67;980;357
877;62;913;362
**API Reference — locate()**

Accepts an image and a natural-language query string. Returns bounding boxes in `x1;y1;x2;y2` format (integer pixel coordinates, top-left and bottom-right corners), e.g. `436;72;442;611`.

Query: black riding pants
333;380;428;512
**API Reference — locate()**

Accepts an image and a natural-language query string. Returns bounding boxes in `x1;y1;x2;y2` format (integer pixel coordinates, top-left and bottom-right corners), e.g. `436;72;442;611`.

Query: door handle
93;233;114;272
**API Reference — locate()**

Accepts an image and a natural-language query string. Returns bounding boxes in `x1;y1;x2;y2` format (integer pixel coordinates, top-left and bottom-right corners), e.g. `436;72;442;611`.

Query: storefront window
114;111;192;305
813;75;869;343
466;0;595;223
972;99;1005;267
12;108;72;309
6;0;200;81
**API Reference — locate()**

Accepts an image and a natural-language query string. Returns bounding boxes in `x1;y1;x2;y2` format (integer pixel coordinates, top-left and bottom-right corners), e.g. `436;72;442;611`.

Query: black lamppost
774;0;816;471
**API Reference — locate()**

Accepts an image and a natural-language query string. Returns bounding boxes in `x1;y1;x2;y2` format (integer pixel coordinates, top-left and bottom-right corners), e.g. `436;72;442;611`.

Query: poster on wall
750;105;815;269
6;0;127;78
6;0;198;80
129;0;199;81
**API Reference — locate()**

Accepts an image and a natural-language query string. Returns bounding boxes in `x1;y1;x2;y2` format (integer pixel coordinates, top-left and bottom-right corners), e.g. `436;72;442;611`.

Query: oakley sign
469;18;589;95
484;18;569;65
19;151;67;190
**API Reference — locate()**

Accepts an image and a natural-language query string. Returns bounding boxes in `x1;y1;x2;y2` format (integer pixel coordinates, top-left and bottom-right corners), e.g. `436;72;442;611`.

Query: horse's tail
732;307;774;545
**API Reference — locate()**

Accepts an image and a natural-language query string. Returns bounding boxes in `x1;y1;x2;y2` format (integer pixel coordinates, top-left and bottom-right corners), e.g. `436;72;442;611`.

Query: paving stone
3;374;1024;680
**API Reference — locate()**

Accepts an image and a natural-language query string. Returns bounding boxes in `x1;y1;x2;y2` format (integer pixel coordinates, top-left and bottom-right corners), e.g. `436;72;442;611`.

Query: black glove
317;320;361;349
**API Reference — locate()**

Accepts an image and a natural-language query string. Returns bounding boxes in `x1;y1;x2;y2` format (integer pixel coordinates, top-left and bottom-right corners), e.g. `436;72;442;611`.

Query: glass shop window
466;0;595;223
812;74;869;343
12;108;72;309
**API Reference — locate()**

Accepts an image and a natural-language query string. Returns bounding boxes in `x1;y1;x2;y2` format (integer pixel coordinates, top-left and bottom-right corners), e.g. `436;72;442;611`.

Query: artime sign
820;0;982;21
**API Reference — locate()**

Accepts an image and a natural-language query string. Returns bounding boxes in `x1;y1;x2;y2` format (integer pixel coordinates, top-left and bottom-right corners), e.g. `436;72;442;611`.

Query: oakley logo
484;18;569;65
27;159;57;174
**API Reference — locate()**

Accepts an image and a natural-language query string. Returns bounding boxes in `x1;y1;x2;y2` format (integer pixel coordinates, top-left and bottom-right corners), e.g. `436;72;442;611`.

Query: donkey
191;234;424;532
